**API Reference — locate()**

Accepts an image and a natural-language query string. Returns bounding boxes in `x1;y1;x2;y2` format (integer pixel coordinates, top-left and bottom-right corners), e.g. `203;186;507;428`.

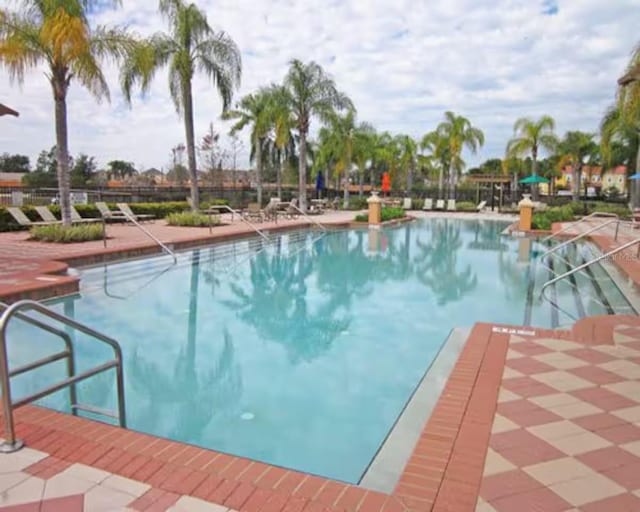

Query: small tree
0;153;30;173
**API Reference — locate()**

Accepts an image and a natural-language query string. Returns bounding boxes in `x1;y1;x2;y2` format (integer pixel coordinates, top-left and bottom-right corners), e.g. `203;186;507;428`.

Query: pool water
5;218;633;482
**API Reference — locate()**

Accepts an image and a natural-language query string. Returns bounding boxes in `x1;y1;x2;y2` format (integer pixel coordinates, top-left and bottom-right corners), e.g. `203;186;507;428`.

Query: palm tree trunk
256;138;263;206
53;80;71;226
438;167;444;199
343;171;349;209
298;129;307;212
183;83;200;211
407;164;413;194
572;163;580;202
358;169;364;197
448;162;455;200
531;150;539;201
277;151;283;199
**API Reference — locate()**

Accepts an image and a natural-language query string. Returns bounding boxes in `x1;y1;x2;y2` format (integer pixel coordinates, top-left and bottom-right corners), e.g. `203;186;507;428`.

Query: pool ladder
0;300;127;454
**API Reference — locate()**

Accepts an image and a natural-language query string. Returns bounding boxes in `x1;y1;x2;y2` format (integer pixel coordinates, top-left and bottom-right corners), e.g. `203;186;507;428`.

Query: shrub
200;199;229;208
29;223;105;243
412;198;424;210
456;201;476;212
532;205;575;230
381;206;406;222
166;212;220;227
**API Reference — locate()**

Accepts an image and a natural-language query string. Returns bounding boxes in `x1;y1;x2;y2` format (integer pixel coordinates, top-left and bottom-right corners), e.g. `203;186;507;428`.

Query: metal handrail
205;205;271;242
0;300;126;453
287;203;328;232
541;238;640;300
539;218;621;271
119;210;177;263
541;211;619;243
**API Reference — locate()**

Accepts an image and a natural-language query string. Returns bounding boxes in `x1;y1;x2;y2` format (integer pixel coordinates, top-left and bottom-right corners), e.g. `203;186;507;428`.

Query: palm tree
506;116;558;200
352;123;376;196
122;0;241;211
267;84;296;199
395;134;418;193
224;88;272;206
557;131;599;201
283;59;353;211
0;0;134;225
421;130;451;200
618;42;640;86
436;112;484;200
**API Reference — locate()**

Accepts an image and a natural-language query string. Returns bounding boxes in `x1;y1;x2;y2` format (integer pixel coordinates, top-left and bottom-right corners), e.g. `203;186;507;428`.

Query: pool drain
240;412;255;420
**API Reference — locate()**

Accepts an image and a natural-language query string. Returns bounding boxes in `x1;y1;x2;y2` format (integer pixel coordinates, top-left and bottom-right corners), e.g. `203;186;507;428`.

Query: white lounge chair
402;197;412;210
423;198;433;210
447;199;456;211
476;200;487;212
116;203;155;222
70;205;102;223
95;202;128;222
7;207;58;227
34;206;61;224
435;199;445;210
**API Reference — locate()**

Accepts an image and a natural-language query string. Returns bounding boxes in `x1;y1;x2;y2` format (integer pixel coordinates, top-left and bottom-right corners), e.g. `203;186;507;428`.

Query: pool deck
0;212;639;511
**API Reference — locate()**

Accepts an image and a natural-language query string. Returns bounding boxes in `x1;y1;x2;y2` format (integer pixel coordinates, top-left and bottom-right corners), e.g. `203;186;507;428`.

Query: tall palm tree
122;0;241;211
267;84;296;199
618;42;640;86
0;0;134;225
395;134;418;193
436;112;484;200
283;59;353;211
224;88;272;206
506;116;558;200
352;123;376;196
421;129;451;199
557;131;599;201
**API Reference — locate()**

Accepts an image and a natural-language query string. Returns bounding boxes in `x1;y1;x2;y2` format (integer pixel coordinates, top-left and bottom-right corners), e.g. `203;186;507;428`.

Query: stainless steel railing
118;210;177;263
541;211;620;244
0;300;126;453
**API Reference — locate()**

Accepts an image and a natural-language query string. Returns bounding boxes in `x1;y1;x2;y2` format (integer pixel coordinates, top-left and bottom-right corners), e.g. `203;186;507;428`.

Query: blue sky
1;0;639;171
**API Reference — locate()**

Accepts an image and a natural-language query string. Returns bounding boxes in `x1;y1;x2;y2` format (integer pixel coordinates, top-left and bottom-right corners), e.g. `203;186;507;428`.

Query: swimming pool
5;218;634;483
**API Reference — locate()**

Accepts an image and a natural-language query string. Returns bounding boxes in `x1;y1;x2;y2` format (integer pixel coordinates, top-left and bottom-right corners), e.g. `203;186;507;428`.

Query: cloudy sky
1;0;638;171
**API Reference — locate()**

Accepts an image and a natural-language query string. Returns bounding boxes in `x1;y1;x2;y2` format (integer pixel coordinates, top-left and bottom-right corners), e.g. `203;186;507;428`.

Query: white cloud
1;0;639;170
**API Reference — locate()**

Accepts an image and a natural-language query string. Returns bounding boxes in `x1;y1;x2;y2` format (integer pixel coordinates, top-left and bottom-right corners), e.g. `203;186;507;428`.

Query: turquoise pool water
5;218;633;482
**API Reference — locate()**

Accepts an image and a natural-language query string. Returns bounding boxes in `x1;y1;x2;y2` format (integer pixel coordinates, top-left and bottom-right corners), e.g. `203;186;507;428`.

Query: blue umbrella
629;173;640;180
315;171;325;191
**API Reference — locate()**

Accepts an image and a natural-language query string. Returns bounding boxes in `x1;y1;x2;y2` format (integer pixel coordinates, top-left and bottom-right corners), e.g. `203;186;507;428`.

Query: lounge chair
70;205;102;223
7;207;59;227
402;198;412;210
447;199;457;211
34;206;61;224
116;203;155;222
263;198;280;222
96;202;128;222
435;199;445;210
278;199;300;219
476;200;487;212
423;198;433;211
243;203;264;223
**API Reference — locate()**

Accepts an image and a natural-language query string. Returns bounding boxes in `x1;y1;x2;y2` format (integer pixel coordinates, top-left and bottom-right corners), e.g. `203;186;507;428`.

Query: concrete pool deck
0;211;639;511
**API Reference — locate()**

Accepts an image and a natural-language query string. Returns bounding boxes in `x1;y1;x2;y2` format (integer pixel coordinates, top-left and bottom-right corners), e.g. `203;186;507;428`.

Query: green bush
355;206;407;223
456;201;477;212
347;197;369;210
200;199;229;208
532;205;575;230
166;212;220;227
412;198;424;210
29;223;105;243
354;213;367;222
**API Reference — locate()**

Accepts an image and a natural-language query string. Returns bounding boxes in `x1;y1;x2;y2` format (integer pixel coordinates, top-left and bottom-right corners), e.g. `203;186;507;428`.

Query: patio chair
116;203;155;222
476;200;487;212
34;206;61;224
402;198;412;210
70;205;102;223
7;207;59;227
435;199;445;210
263;198;280;222
447;199;457;211
96;202;128;222
423;198;434;211
281;198;300;219
243;203;264;223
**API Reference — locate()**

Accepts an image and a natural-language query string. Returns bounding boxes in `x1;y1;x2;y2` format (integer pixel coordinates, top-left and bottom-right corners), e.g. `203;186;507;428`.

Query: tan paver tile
594;345;640;359
534;352;588;370
547;401;603;419
0;472;31;494
506;349;524;360
170;495;230;511
475;497;497;512
62;463;111;484
599;360;640;379
549;473;625;507
84;484;137;511
101;474;150;497
531;371;594;392
528;420;588;441
529;393;580;408
483;449;516;476
523;457;594;486
502;367;524;379
491;414;519;434
497;389;521;403
604;381;640;403
0;476;45;506
612;405;640;423
535;339;584;352
544;432;612;456
42;472;96;500
0;451;48;474
621;441;640;457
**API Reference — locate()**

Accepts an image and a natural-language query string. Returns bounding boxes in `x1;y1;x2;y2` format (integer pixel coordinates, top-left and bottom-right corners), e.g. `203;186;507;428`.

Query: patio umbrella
315;171;325;191
519;175;549;184
381;172;391;193
0;103;19;117
628;173;640;180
